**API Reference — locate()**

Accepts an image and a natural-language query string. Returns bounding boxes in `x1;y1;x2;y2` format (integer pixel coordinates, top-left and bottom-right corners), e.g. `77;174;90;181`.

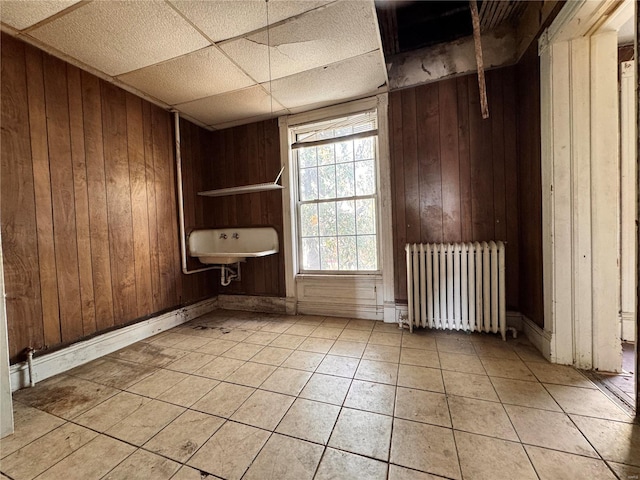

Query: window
292;111;379;273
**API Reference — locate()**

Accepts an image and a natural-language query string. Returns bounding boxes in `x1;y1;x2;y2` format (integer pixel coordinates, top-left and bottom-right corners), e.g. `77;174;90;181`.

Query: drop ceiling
0;0;387;130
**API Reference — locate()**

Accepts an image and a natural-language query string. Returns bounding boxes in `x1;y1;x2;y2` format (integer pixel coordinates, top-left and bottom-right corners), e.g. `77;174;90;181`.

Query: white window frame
279;95;396;322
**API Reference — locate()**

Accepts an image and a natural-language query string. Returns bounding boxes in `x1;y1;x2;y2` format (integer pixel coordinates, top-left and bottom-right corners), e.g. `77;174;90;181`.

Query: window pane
299;167;318;201
336;200;356;235
357;235;377;270
298;147;317;168
338;236;357;270
336;163;355;198
356;198;376;234
354;136;374;160
335;141;353;164
300;204;318;237
302;238;320;270
320;237;338;270
318;202;336;236
317;144;335;165
318;165;336;199
355;160;375;195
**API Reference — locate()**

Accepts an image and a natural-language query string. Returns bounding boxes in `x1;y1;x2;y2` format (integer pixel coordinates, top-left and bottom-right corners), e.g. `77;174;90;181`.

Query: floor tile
281;350;325;371
299;337;336;354
369;332;402;347
504;404;597;457
571;415;640;467
400;347;440;368
338;329;372;343
442;370;499;401
607;461;640;480
147;332;189;348
219;329;252;342
315;448;388;480
102;449;180;480
401;333;438;351
187;421;270;480
295;315;326;325
260;367;312;395
126;368;187;398
275;397;340;444
164;352;216;374
196;339;238;355
438;352;483;374
250;346;293;366
195;356;244;380
394;388;451;427
156;375;219;407
346;319;376;331
224;361;276;387
525;445;617;480
70;358;157;389
0;403;65;458
397;364;444;392
390;418;461;479
435;338;476;355
310;326;343;340
74;391;149;432
260;321;295;334
243;433;323;480
109;342;186;367
2;423;97;480
513;344;548;363
388;464;447;480
316;355;360;377
328;340;365;358
285;323;318;336
355;360;398;385
231;389;295;430
191;382;255;418
491;377;562;411
220;342;263;361
455;430;537;480
328;407;392;460
473;344;521;360
373;321;403;333
143;410;224;463
14;375;118;419
344;380;396;415
448;395;518;441
480;358;536;381
33;435;135;480
105;399;184;446
321;317;350;328
170;466;215;480
299;373;352;405
269;333;306;349
526;362;596;387
545;384;632;421
244;331;280;345
171;335;213;351
364;344;401;362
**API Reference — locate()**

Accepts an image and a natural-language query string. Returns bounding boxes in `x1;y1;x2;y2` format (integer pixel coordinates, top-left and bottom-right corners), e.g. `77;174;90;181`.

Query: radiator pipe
26;347;35;387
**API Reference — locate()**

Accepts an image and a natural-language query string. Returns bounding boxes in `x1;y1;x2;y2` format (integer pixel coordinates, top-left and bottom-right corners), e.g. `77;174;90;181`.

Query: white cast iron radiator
404;242;507;340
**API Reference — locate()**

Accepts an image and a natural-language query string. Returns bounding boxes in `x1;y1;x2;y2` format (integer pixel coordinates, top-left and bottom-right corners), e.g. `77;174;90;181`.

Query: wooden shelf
197;183;284;197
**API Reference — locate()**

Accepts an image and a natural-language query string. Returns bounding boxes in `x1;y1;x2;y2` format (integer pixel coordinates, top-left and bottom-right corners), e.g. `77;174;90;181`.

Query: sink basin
188;227;279;265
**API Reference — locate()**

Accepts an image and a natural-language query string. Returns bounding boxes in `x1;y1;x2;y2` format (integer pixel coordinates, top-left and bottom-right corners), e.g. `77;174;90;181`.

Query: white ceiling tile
176;85;283;126
118;46;256;105
0;0;80;30
220;0;380;82
210;109;288;130
28;1;209;76
170;0;331;43
268;50;386;110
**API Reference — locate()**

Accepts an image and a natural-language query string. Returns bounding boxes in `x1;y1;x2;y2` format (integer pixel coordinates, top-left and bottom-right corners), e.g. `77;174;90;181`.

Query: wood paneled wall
516;44;544;327
1;34;216;363
204;121;285;297
389;68;520;309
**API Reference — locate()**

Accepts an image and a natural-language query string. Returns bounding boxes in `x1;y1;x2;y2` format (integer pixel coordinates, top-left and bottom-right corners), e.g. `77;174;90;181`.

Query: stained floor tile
315;448;388;480
328;408;393;460
525;445;617;480
243;433;323;480
275;398;341;444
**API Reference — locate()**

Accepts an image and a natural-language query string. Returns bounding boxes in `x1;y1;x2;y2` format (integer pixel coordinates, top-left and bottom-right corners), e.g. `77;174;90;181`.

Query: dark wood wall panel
390;68;520;309
204;119;285;297
1;34;216;363
516;44;544;327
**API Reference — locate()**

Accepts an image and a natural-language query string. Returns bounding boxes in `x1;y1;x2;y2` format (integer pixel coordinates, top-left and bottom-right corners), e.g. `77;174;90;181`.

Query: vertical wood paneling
25;45;60;346
2;34;217;362
44;55;83;343
390;68;520;309
1;36;44;360
81;72;115;332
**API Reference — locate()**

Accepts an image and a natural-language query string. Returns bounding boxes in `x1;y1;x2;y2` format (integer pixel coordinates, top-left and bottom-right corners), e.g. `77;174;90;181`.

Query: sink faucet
232;232;240;239
219;233;227;239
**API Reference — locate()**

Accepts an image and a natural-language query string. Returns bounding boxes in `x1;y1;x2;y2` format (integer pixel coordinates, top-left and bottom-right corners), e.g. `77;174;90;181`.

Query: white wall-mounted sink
188;227;279;265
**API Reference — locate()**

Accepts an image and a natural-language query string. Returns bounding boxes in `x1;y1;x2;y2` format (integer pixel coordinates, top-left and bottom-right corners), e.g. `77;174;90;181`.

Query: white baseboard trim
521;314;552;361
621;311;636;342
9;297;218;392
297;301;383;320
217;295;286;314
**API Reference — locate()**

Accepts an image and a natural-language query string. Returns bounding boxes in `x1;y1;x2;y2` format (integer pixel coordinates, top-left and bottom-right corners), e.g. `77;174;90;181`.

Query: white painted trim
621;312;636;342
9;297;218;392
0;233;13;437
522;315;552;361
217;295;286;314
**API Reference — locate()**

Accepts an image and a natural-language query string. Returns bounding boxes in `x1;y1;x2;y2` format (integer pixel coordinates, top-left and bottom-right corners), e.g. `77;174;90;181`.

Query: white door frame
1;234;14;438
539;0;633;371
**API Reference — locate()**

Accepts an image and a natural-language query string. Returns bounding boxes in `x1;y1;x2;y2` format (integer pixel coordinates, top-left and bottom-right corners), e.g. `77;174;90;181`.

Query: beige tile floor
2;310;639;480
